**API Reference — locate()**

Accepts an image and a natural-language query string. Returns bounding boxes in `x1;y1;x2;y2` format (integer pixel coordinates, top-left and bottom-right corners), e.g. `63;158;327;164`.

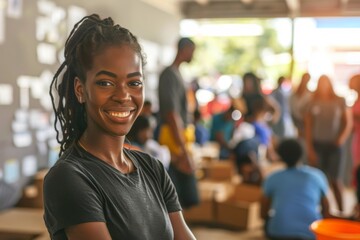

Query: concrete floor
192;226;266;240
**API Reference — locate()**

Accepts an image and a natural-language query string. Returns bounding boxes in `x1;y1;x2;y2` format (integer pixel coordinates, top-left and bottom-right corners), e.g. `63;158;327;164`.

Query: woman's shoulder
126;148;163;168
45;147;86;182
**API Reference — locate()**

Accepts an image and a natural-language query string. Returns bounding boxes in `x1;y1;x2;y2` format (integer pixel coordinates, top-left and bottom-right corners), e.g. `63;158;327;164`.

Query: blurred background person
270;76;295;140
290;72;312;138
158;37;199;208
193;108;209;146
141;99;158;130
239;72;280;163
305;75;352;214
248;97;279;163
240;72;280;126
127;115;171;169
261;138;333;240
232;128;263;185
209;104;237;160
349;74;360;185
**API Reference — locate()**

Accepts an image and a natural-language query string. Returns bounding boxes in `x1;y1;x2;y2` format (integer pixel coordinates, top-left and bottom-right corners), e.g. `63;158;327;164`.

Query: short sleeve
157;160;181;213
43;161;105;235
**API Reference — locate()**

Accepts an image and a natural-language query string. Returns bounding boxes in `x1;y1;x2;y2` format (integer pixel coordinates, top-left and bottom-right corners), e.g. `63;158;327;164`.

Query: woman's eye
96;81;113;87
129;81;143;87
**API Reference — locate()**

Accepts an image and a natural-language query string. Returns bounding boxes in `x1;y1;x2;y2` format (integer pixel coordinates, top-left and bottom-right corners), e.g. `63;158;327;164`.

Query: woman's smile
108;110;132;118
105;109;136;123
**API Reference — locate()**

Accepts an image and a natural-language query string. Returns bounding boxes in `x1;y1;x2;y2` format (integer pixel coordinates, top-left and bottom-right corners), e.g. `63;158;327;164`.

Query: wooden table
0;208;48;240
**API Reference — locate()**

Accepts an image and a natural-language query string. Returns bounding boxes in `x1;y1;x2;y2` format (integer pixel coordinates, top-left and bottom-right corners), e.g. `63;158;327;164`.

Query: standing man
158;38;199;208
270;76;295;140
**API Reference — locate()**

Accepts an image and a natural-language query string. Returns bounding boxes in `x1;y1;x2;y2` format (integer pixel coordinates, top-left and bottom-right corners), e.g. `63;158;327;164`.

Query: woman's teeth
109;111;130;118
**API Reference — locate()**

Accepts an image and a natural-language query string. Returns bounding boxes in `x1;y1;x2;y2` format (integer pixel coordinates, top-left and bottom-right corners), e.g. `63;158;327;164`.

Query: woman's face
243;78;255;93
317;76;332;96
75;45;144;137
349;76;360;93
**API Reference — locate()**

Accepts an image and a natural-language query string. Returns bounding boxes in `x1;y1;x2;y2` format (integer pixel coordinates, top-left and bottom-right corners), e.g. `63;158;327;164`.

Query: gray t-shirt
43;144;181;240
308;97;346;142
158;66;188;125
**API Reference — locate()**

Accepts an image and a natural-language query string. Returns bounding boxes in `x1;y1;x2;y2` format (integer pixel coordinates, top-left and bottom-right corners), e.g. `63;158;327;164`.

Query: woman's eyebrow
127;72;142;78
95;70;117;78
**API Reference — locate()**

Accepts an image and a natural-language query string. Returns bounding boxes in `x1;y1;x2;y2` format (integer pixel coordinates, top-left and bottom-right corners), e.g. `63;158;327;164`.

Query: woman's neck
79;131;130;170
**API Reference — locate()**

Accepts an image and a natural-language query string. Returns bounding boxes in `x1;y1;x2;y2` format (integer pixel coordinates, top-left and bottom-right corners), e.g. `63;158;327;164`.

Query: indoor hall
1;0;360;239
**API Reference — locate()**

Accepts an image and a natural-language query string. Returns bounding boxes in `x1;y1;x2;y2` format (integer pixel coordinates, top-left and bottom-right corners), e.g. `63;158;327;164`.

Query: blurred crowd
127;66;360;238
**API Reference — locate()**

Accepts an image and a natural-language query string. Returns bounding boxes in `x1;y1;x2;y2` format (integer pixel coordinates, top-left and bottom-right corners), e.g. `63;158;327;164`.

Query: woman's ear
74;77;85;103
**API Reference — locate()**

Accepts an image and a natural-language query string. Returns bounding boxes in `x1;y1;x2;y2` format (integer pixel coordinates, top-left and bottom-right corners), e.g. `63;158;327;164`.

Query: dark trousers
168;164;199;209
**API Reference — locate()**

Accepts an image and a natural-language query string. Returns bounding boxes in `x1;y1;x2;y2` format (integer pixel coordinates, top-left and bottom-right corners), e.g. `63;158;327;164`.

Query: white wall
0;0;180;185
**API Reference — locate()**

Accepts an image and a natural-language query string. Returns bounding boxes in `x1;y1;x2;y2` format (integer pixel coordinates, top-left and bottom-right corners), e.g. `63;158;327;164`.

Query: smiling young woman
44;14;196;240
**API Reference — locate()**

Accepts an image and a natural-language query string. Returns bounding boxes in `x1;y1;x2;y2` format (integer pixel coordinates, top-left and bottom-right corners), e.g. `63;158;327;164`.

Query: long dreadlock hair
50;14;146;156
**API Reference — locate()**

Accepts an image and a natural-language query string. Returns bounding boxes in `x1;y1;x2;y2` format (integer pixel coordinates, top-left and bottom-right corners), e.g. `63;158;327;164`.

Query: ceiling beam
285;0;300;17
180;0;360;19
194;0;209;5
181;0;289;19
141;0;179;15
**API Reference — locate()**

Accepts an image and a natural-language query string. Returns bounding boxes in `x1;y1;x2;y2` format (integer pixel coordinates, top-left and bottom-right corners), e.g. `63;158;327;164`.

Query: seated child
230;117;262;185
193;109;209;146
261;138;333;240
209;105;236;160
127;115;170;169
235;150;262;185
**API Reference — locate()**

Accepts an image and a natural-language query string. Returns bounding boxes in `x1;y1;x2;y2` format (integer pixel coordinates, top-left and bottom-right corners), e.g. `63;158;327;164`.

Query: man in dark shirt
158;38;199;208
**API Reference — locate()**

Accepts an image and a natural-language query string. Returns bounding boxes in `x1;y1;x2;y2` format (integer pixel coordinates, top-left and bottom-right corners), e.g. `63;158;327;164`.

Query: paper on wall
0;84;13;105
4;159;19;183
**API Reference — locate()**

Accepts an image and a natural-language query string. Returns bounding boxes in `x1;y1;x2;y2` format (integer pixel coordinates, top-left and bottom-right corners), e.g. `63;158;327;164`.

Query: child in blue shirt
261;138;333;240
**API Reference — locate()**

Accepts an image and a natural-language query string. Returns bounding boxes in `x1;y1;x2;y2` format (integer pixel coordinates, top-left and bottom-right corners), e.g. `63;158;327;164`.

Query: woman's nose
112;86;131;102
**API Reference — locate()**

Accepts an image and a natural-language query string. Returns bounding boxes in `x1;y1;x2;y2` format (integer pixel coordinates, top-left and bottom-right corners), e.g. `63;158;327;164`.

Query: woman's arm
336;107;353;146
321;195;345;219
260;194;271;220
65;222;112;240
321;196;333;218
265;96;281;125
169;211;196;240
304;110;317;166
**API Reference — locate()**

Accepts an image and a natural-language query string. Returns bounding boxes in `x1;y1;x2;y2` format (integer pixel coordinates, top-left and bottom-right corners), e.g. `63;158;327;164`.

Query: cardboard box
199;142;220;162
182;181;215;223
183;180;234;223
204;160;235;182
182;200;215;223
16;170;47;209
199;180;235;202
216;184;263;230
